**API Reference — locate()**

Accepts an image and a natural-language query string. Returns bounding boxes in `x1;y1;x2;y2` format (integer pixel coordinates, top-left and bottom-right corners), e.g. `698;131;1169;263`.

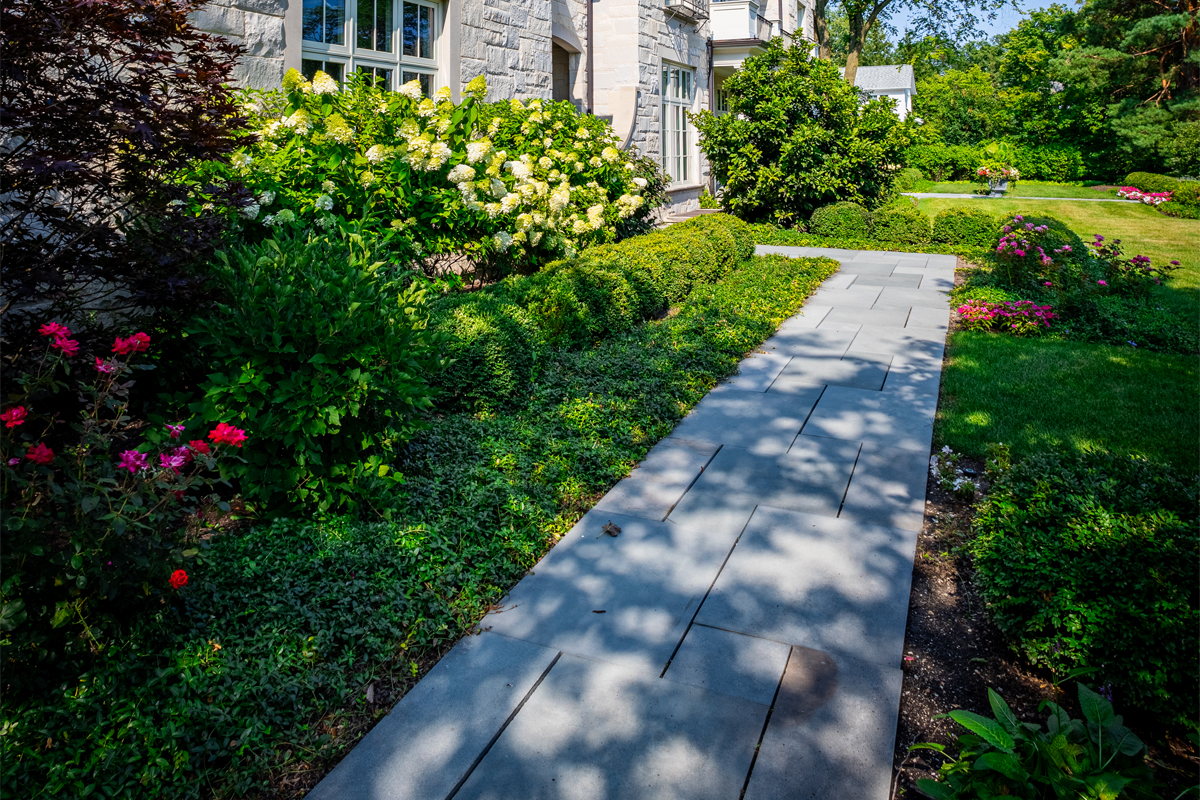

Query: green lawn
910;180;1121;199
938;332;1199;472
916;196;1200;316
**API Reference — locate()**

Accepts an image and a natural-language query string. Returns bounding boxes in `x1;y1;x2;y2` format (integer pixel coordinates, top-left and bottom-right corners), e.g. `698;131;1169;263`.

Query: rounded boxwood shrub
809;201;870;239
518;260;642;348
933;207;999;248
674;212;756;262
869;205;931;246
970;449;1198;724
1123;171;1181;194
429;292;544;411
893;167;925;192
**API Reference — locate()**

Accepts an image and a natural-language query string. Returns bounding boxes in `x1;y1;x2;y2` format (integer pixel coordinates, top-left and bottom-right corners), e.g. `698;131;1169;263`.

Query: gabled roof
840;64;916;93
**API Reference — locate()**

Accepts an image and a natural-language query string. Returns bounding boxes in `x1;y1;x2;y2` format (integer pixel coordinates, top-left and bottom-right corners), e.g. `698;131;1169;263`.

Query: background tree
813;0;1010;85
693;40;907;225
0;0;249;366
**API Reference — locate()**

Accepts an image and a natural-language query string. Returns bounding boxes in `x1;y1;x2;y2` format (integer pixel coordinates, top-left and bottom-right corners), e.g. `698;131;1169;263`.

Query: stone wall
459;0;552;100
193;0;288;88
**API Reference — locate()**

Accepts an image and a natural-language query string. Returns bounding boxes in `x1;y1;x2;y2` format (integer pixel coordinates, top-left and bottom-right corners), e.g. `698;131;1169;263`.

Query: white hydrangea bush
185;70;664;272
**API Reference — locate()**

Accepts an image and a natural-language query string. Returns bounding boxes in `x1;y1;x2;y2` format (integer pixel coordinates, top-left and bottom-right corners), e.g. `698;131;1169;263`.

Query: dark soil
893;278;1200;797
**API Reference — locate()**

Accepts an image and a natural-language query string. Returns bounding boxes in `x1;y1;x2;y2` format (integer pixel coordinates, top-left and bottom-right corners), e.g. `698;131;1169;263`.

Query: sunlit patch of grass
938;331;1199;472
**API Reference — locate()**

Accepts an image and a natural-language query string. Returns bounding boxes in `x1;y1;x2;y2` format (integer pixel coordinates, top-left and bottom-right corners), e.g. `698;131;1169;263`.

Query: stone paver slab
846;324;946;361
725;351;791;392
839;444;929;531
665;624;792;706
779;305;832;329
881;354;943;396
668;438;860;528
484;510;743;673
822;272;859;289
851;273;922;288
743;646;904;800
918;273;955;293
771;353;891;392
669;384;824;454
801;386;935;452
454;655;767;800
810;285;884;308
306;632;558;800
905;306;951;331
693;506;919;667
764;327;858;358
821;305;911;329
592;437;719;521
871;286;951;310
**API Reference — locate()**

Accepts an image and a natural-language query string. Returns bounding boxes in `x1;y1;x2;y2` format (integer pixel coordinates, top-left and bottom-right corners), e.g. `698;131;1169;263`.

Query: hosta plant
913;685;1155;800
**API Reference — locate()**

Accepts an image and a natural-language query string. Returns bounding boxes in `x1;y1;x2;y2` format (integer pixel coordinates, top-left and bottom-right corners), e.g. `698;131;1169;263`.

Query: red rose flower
1;406;27;428
169;569;188;590
25;442;54;465
187;440;211;455
208;422;247;448
112;332;151;355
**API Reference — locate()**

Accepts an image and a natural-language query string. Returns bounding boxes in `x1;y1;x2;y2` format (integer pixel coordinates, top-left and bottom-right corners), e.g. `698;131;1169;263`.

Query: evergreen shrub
1123;171;1182;194
870;205;931;246
933;208;1000;248
809;202;871;239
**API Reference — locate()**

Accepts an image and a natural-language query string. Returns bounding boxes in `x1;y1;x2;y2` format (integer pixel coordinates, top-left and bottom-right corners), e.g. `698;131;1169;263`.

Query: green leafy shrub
905;143;982;181
698;189;721;209
1158;200;1200;219
183;70;662;277
869;204;931;246
893;167;926;192
1059;295;1199;354
691;40;905;225
914;685;1154;800
809;202;871;239
1013;143;1086;182
1158;180;1200;218
429;213;750;410
191;231;442;516
1123;171;1182;194
933;207;999;248
995;214;1087;289
970;449;1199;724
949;283;1021;305
2;252;839;800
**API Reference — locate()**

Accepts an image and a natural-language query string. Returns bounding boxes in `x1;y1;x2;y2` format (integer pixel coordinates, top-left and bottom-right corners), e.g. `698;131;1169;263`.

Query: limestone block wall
193;0;288;89
459;0;553;100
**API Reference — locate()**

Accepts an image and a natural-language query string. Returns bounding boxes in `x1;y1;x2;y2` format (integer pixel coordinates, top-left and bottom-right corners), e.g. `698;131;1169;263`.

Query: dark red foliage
0;0;251;361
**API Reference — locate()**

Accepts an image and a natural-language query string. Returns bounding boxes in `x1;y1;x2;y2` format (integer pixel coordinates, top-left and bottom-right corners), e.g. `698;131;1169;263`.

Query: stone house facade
195;0;813;212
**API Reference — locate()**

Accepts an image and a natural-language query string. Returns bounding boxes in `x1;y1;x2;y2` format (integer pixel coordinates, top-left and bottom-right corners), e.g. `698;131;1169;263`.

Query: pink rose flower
118;449;149;474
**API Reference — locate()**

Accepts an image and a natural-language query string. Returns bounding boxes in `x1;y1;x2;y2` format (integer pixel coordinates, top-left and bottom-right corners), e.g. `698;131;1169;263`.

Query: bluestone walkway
902;191;1136;202
308;246;954;800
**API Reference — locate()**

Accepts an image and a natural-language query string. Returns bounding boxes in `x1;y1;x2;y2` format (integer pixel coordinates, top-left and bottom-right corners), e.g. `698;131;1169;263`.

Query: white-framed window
301;0;440;94
661;62;694;185
715;87;730;115
797;3;806;36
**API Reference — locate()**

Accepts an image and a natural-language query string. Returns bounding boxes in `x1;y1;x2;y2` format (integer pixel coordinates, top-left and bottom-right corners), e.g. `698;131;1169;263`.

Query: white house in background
843;64;917;120
193;1;905;211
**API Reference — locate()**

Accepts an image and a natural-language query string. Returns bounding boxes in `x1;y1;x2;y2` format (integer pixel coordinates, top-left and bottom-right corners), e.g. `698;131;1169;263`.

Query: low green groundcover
970;448;1198;726
2;252;836;798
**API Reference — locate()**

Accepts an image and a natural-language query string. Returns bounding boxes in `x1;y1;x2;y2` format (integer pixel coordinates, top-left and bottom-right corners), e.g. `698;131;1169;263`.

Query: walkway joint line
738;647;792;800
443;651;563;800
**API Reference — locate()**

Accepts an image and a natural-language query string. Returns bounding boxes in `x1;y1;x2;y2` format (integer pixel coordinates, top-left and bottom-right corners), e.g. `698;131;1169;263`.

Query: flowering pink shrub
1089;235;1180;296
1;323;247;647
1117;186;1172;206
992;214;1085;289
957;299;1057;335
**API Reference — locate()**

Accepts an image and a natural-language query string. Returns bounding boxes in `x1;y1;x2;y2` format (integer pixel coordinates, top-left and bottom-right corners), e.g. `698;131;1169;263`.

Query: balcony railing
664;0;709;22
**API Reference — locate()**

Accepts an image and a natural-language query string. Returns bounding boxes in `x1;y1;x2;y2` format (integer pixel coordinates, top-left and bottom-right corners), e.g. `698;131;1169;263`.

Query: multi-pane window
797;3;806;35
301;0;437;92
661;63;694;185
715;87;730;115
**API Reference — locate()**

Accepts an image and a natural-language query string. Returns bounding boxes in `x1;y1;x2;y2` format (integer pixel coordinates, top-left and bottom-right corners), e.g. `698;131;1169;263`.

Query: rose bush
957;299;1057;335
180;70;663;278
0;323;243;667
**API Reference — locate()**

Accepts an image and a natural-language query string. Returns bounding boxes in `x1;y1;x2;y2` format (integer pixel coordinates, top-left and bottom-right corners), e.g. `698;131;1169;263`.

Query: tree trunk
843;12;867;87
812;0;832;59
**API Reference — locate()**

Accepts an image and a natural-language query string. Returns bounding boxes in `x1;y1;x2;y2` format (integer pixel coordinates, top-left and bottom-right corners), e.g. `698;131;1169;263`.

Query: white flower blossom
315;215;333;230
589;155;603;168
261;213;276;226
360;170;376;187
427;140;452;170
601;146;620;163
490;178;508;199
493;231;514;251
365;144;391;164
240;202;260;220
530;230;543;246
466;140;493;164
633;177;648;189
586;204;605;230
258;190;276;206
508;161;532;180
230;152;253;170
321;179;336;193
574;161;585;172
447;164;476;183
538;155;553;170
417;98;436;118
572;218;590;234
435;85;452;101
311;71;340;95
500;192;521;213
575;127;591;140
488;118;502;136
484;202;502;218
316;194;334;211
549;185;570;214
516;213;533;231
275;209;296;224
399;80;423;100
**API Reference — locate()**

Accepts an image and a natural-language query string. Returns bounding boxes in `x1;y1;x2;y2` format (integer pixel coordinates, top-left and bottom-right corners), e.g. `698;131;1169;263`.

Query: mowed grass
916;196;1200;316
938;332;1199;472
910;180;1121;199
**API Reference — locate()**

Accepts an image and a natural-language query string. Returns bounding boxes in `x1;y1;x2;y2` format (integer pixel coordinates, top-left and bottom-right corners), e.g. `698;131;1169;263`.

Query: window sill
665;182;705;194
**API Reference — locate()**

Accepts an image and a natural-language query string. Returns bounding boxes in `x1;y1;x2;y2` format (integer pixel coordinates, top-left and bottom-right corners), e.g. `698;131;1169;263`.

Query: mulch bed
892;279;1199;797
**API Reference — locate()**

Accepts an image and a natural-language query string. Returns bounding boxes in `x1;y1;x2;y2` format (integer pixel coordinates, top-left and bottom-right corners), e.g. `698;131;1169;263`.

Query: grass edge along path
937;331;1199;473
1;253;838;800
